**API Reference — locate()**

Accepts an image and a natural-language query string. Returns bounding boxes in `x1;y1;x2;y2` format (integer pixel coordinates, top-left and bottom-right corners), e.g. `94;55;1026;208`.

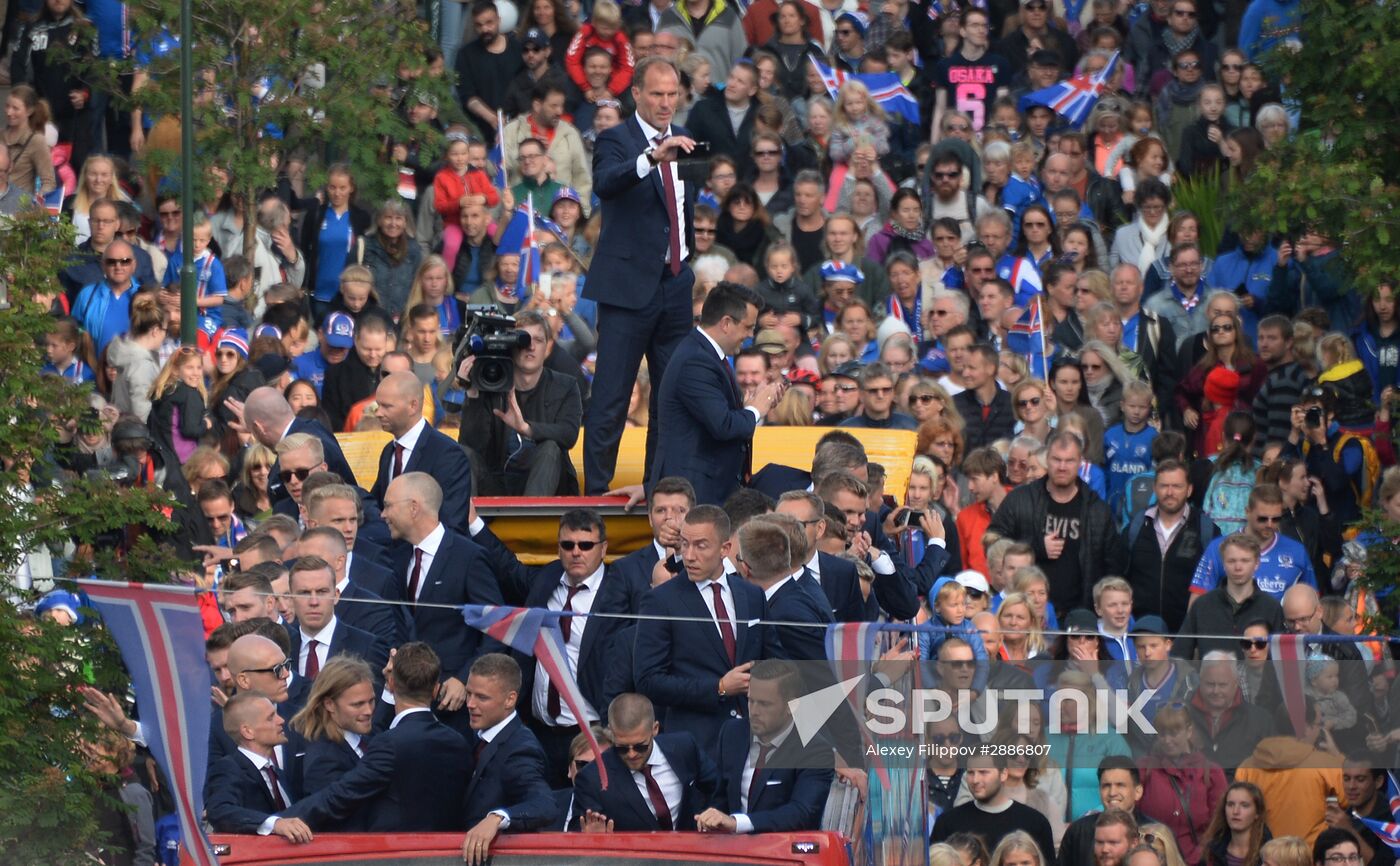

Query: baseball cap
552;186;583;207
752;329;787;354
217;329;250;359
955;570;991;596
1134;615;1169;636
254;352;290;381
522;27;549;48
830;360;864;381
253;323;283;341
1063;609;1099;634
323;311;356;349
786;368;821;387
820;260;864;285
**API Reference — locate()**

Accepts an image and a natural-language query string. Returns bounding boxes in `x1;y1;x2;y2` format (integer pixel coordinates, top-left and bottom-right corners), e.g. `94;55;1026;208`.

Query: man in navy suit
611;476;695;596
283;641;472;833
696;660;834;833
283;556;389;683
296;527;405;650
371;371;473;535
746;431;867;502
737;516;833;662
205;692;314;840
634;505;783;752
650;282;783;506
582;55;706;495
572;693;719;832
817;470;933;620
380;472;505;733
238;386;357;501
468;507;641;784
305;484;396;590
461;654;557;865
774;491;869;622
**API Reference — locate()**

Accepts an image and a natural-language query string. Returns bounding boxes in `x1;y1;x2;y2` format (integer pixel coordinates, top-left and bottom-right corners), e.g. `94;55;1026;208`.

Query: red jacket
433;166;500;225
1138;752;1227;866
564;24;635;95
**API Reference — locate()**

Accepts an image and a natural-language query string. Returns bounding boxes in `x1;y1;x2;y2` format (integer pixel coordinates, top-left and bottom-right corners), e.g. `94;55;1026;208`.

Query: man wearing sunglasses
841;362;919;431
1188;484;1317;606
993;0;1078;77
61;198;158;302
466;507;638;785
71;238;144;357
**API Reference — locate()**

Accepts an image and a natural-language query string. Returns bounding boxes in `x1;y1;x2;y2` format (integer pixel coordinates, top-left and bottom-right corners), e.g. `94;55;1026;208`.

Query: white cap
955;570;990;595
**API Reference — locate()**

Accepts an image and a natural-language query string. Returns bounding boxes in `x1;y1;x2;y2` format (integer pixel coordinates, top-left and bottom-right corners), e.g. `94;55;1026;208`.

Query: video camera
451;306;532;397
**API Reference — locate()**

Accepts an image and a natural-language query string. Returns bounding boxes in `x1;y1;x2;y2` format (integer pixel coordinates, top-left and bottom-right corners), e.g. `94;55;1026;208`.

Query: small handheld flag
1018;51;1120;128
490;110;508;189
809;57;921;125
1357;772;1400;851
1007;296;1049;380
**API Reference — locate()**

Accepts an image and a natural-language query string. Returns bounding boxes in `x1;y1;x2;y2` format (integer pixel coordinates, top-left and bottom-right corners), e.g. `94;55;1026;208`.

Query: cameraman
107;417;211;558
456;310;583;495
1286;385;1368;526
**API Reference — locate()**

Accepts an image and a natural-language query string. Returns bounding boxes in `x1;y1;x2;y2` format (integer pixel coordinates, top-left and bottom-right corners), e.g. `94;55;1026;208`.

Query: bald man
235;386;358;500
1281;585;1367;701
370;372;473;535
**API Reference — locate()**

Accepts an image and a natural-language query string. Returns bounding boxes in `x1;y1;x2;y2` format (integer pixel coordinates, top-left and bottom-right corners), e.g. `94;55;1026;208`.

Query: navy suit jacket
746;463;812;502
611;542;663;598
463;714;557;829
353;537;395;572
335;578;406;649
814;552;868;623
370;423;473;535
301;737;360;796
766;575;834;661
207;680;309;797
570;732;719;831
205;750;291;833
269;416;358;502
651;329;756;506
287;709;470;832
584;116;700;310
472;526;640;717
634;573;782;751
286;619;389;683
713;718;834;832
383;528;505;682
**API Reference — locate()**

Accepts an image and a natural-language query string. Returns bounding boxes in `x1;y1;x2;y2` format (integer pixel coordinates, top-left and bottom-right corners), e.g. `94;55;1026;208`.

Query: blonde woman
68;154;132;244
403;255;462;338
996;591;1045;661
987;830;1048;866
1259;838;1311;866
1012;379;1055;443
818;333;858;375
233;443;277;522
147;346;208;462
181;446;230;493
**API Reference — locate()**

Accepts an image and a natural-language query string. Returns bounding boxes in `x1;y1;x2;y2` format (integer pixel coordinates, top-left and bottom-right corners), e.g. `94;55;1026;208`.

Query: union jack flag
1007;295;1049;380
1019;51;1120;128
1358;772;1400;851
461;605;609;787
81;580;219;866
808;58;921;124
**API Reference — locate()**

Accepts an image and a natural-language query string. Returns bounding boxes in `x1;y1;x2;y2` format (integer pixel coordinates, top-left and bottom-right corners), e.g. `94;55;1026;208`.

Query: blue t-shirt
86;0;130;59
290;348;330;396
314;210;355;302
166;250;228;325
1190;532;1317;601
42;358;96;384
1104;423;1157;516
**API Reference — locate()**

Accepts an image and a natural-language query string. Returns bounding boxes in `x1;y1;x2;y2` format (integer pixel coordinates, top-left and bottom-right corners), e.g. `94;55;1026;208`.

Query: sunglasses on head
280;467;313;483
559;540;599;551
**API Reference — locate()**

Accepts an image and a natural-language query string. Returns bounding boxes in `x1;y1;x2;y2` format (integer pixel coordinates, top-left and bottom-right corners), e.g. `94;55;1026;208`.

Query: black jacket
1123;506;1219;632
449;235;498;297
953;386;1017;451
321;351;383;432
684;94;758;177
988;477;1127;612
147;383;206;459
1130;305;1182;427
457;366;582;495
298;200;373;297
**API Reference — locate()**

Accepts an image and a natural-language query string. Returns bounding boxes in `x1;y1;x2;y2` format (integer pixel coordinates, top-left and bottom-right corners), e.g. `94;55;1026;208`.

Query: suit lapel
725;573;751;661
237;751;277;812
417;535;451;606
604;750;658;828
469;716;511;791
629;115;667;204
578;568;623;665
405;428;433;473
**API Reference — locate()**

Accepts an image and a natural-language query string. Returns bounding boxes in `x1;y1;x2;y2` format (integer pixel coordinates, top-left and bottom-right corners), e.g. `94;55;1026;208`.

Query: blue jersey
42;358;96;384
1104;423;1157;516
290;349;330;396
1190;532;1317;601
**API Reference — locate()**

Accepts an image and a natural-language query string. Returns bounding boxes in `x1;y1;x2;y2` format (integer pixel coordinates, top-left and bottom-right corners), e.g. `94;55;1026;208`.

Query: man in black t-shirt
930;753;1057;860
932;8;1010;135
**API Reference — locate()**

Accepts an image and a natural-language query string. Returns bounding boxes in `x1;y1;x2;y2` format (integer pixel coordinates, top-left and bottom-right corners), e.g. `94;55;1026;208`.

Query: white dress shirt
344;730;365;758
240;746;292;836
634;741;683;824
408;522;447;602
805;551;823;584
737;721;795;827
762;574;793;603
633;114;688;263
390;417;428;479
298;616;338;677
695;575;737;646
532;565;603;726
389;705;433;729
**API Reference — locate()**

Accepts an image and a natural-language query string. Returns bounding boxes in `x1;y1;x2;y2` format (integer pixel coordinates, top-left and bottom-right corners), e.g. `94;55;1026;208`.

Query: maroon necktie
475;734;488;764
655;134;682;276
392;442;405;478
640;764;673;830
547;582;587;720
264;763;287;810
304;639;320;680
710;583;737;665
747;742;774;811
407;548;423;606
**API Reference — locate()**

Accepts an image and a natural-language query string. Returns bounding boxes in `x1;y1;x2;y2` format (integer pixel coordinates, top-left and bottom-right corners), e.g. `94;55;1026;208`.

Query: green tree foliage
87;0;442;262
0;206;190;862
1225;0;1400;291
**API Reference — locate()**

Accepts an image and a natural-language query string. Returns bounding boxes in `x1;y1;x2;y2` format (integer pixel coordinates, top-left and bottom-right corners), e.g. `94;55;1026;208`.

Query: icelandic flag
999;255;1044;306
823;623;892;788
518;195;541;296
489;109;507;189
81;580;219;866
809;58;920;125
1269;633;1310;736
1007;296;1049;380
41;184;65;217
1019;51;1120;128
1357;772;1400;851
461;604;609;787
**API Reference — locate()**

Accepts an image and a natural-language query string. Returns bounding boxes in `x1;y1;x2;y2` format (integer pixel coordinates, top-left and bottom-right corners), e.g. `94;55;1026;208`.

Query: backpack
1119;470;1157;530
1334;432;1382;511
154;813;181;866
1203;461;1254;536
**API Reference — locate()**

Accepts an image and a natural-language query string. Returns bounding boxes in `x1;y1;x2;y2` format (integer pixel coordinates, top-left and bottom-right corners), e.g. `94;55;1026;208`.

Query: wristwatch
645;146;659;166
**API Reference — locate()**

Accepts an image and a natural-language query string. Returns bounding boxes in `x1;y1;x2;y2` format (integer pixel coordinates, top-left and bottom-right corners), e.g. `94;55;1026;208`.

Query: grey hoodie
107;336;159;423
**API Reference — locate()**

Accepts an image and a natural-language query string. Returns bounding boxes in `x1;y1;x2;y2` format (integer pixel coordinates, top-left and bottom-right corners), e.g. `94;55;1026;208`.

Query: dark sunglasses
279;467;313;483
243;659;293;678
614;740;652;754
930;732;963;745
753;149;781;157
964;587;986;599
912;394;941;404
1209;324;1235;334
1221;62;1244;70
942;659;977;670
1171;7;1196;14
1239;637;1269;651
104;257;134;266
1017;397;1042;408
559;540;600;551
933;170;960;179
1176;60;1201;70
